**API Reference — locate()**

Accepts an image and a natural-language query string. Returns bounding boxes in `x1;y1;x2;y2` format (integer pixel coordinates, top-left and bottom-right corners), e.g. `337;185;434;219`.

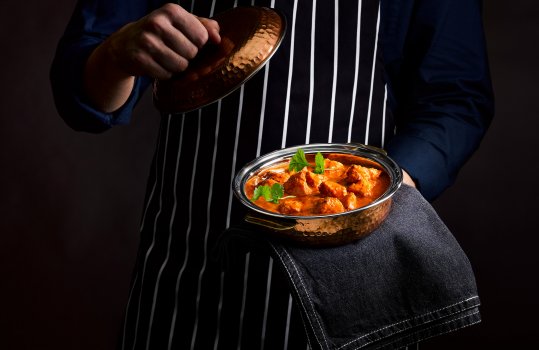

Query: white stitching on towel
279;246;331;349
372;309;481;350
337;296;480;350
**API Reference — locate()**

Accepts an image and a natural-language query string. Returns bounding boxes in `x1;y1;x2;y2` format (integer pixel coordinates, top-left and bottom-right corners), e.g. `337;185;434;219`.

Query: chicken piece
278;198;303;215
346;164;382;183
283;169;317;196
305;171;323;188
341;193;359;210
346;164;363;183
323;159;346;179
348;179;376;197
346;165;382;197
319;181;348;200
315;197;345;214
368;167;382;179
324;159;344;169
263;170;290;184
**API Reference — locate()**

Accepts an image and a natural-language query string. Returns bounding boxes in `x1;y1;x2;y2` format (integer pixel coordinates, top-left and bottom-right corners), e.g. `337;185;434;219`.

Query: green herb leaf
288;149;310;172
313;152;325;174
252;185;272;202
270;183;284;204
252;183;284;204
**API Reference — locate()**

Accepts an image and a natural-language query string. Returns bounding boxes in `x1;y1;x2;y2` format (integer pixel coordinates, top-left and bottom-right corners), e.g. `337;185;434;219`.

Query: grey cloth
215;185;481;349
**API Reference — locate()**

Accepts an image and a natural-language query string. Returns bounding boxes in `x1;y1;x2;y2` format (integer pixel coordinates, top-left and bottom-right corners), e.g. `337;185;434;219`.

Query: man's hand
402;170;417;188
102;4;220;79
83;3;221;113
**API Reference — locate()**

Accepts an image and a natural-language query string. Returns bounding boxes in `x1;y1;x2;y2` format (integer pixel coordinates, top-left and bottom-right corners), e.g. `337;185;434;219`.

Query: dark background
1;1;537;349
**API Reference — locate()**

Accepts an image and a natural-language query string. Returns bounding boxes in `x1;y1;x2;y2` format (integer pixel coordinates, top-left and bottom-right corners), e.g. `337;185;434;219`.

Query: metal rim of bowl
233;143;403;220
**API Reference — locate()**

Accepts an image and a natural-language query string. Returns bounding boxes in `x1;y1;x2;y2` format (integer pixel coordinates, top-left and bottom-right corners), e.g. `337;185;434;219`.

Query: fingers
108;3;221;79
109;22;186;79
198;17;221;44
157;4;217;48
132;31;189;79
402;170;417;188
154;20;200;61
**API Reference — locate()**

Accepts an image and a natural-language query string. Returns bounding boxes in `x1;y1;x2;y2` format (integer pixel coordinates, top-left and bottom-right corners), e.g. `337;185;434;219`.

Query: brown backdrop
1;1;538;348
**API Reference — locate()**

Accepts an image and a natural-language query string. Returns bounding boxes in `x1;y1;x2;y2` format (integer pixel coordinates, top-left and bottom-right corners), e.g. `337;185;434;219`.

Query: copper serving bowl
153;6;286;113
233;144;403;247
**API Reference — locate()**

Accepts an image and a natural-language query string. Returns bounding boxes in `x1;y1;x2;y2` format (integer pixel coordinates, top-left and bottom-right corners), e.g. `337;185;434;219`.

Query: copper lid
153;6;286;113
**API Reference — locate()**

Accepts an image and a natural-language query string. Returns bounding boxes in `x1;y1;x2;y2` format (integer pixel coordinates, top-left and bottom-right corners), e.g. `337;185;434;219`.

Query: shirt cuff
72;75;146;128
50;38;151;133
386;135;453;202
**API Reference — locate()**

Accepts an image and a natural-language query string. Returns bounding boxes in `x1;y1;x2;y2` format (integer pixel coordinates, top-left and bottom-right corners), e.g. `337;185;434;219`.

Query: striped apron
121;0;394;349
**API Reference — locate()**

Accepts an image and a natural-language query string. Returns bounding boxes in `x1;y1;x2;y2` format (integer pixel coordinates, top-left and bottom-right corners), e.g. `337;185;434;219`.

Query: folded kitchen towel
215;185;481;349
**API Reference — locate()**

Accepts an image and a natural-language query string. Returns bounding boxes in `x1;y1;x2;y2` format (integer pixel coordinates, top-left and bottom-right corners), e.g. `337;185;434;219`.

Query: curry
245;152;390;216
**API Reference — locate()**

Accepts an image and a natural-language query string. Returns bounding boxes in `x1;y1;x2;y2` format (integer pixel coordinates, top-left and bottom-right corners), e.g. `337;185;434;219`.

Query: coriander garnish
288;149;310;172
313;152;325;174
288;148;325;174
252;183;284;204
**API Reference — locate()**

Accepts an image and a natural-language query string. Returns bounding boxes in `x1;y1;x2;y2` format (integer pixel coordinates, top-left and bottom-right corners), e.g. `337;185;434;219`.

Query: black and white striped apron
121;0;394;349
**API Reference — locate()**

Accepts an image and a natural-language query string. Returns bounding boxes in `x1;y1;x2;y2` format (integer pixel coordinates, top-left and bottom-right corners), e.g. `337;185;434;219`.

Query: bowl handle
244;214;296;231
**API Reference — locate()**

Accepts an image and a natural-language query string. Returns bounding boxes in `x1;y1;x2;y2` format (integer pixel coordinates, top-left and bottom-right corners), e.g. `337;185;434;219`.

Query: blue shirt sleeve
50;0;160;133
382;0;494;201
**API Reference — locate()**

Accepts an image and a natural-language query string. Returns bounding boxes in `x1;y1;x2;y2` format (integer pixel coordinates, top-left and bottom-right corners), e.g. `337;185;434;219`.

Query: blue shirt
50;0;494;200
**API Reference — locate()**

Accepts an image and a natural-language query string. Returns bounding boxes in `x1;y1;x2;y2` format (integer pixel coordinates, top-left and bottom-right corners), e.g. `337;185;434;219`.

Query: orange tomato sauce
244;153;390;216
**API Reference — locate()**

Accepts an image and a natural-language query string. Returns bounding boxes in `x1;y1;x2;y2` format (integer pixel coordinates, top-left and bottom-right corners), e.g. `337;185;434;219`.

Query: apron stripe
122;273;138;350
281;0;298;149
132;115;172;349
305;0;317;144
327;0;339;143
226;85;245;229
364;2;381;145
213;271;226;350
168;111;202;349
138;121;163;232
260;257;274;350
257;63;271;157
283;295;293;350
190;101;222;349
210;0;216;16
382;84;388;148
237;252;251;350
216;79;246;348
146;114;186;349
348;0;363;143
122;114;167;350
